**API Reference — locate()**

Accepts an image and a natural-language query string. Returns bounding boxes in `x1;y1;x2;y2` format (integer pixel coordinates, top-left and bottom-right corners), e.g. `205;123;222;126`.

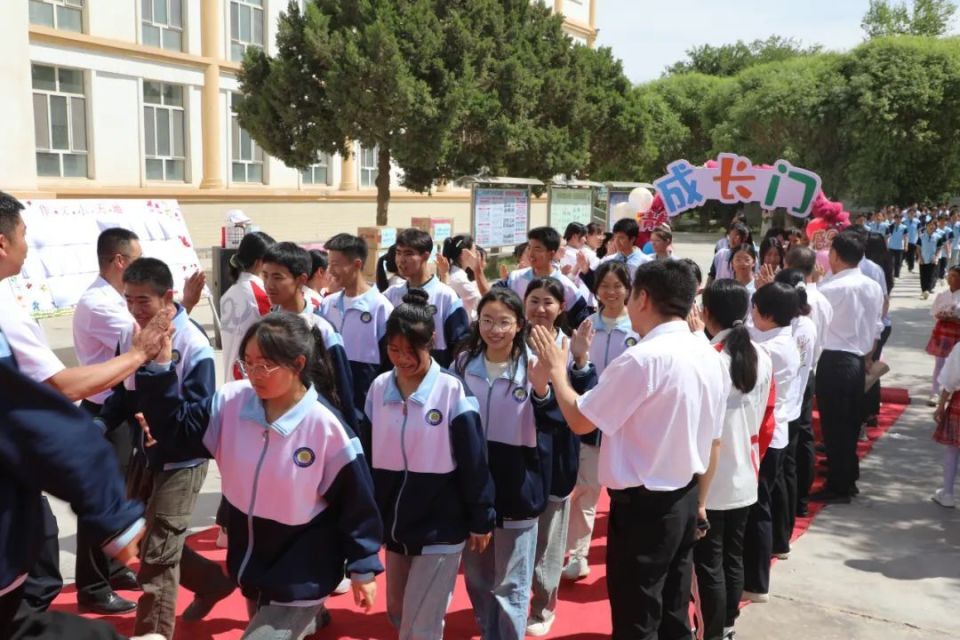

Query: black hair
376;244;398;292
122;256;174;297
752;281;800;327
763;226;785;241
592;260;631;296
513;242;529;261
831;230;865;266
729;222;750;244
702;279;758;394
728;242;758;267
773;268;812;315
612;217;640;241
563;222;587;242
759;237;785;267
229;231;275;282
0;191;24;238
263;241;311;279
442;234;478;281
97;227;140;268
864;232;894;293
784;246;816;276
631;260;697;319
325;233;369;266
652;225;672;244
677;257;703;285
454;288;527;377
586;222;604;236
238;311;339;409
308;249;328;278
595;233;614;259
396;228;433;255
528;226;562;253
524;276;568;333
385;288;436;353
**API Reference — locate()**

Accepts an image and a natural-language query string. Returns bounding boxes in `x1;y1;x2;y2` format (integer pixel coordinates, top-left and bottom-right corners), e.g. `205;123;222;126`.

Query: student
320;233;394;416
918;219;941;299
730;244;758;310
452;288;566;640
220;231;275;381
905;208;920;273
94;258;234;639
504;226;590;329
133;312;383;639
596;232;615;260
743;282;803;603
386;228;471;367
558;223;600;308
932;341;960;508
927;266;960;405
365;290;495;639
598;218;653;279
562;262;640;582
376;244;403;293
584;222;605;254
938;217;954;283
439;234;490;320
758;237;785;271
709;223;750;284
887;213;908;278
306;248;332;300
694;279;774;640
651;226;674;261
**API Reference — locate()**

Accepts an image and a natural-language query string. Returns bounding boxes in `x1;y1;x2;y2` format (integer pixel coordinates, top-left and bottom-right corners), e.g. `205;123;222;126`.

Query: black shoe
182;584;235;622
809;489;851;504
849;483;860;496
110;569;141;592
796;504;809;517
77;591;137;614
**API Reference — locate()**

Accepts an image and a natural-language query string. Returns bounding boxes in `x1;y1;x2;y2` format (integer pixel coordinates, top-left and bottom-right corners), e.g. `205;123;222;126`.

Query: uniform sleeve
569;361;598;394
181;351;217;406
577;354;645;436
134;366;218;461
566;292;590;330
325;336;360;433
441;301;471;368
377;299;394;375
0;312;66;383
449;397;496;535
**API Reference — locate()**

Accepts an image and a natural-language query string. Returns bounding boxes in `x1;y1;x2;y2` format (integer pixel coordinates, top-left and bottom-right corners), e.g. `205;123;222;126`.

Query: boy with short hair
385;228;470;367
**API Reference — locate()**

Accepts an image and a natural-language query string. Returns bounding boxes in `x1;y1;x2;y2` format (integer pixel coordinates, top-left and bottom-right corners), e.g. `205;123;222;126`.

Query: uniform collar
465;352;527;387
240;384;319;437
710;328;732;345
404;276;439;294
171;303;188;332
594;312;632;335
237;271;263;286
640;320;689;342
384;359;442;405
336;286;379;314
750;324;792;342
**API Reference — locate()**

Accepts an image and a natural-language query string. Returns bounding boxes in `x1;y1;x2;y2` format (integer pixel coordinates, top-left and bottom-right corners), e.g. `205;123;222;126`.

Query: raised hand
570;318;595;367
528;325;570;381
436;254;451;283
131;307;175;362
181;270;206;313
686;304;705;334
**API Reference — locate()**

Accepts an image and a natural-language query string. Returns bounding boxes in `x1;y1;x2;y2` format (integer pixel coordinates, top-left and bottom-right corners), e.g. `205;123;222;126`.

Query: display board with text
471;187;531;248
548;187;593;233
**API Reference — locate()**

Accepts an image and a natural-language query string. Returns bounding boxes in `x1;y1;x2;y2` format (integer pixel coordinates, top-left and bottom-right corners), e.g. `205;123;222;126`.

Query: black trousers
794;372;817;515
694;506;750;639
890;249;904;278
920;262;937;293
906;243;917;271
773;423;800;555
743;447;783;595
607;480;698;640
3;587;124;640
816;350;865;495
939;256;949;280
864;326;893;421
17;497;62;621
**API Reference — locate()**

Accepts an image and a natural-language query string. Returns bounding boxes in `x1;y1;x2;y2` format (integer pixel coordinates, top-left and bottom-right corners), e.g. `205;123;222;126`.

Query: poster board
605;182;651;231
7;199;203;318
548;187;594;233
471;186;533;249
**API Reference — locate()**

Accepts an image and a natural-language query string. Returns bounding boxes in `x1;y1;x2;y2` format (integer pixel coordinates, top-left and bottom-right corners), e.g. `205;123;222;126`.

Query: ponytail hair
376;244;398;293
773;268;811;316
702;279;758;394
442;234;478;281
385;288;436;352
229;231;275;283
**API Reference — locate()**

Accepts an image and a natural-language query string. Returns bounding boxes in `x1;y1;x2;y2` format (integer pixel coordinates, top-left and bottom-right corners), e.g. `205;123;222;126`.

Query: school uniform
132;371;384;635
951;222;960;268
887;222;907;277
600;247;653;282
710;248;735;281
505;267;591;329
447;265;482;320
320;287;394;417
220;272;271;381
558;246;600;308
364;361;495;639
938;227;954;280
905;216;920;272
386;276;471;367
816;268;884;498
576;321;728;639
454;351;568;640
919;231;941;293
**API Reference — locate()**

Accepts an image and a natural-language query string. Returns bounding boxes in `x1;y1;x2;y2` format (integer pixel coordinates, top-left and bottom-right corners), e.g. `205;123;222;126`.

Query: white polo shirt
577;320;729;491
0;282;66;384
72;276;135;404
749;325;801;450
818;267;885;356
803;283;833;364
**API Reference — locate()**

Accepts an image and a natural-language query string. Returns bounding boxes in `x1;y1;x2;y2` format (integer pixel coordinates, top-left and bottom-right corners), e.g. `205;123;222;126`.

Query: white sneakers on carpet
932;488;956;508
526;612;556;636
333;577;351;595
560;557;590;581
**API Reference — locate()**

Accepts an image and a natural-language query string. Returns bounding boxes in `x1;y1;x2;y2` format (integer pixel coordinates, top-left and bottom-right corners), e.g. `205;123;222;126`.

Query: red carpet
55;391;910;639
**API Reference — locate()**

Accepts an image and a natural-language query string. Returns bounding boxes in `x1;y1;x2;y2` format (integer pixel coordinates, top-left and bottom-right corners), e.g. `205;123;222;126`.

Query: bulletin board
547;187;594;233
471;187;532;249
7;199;203;318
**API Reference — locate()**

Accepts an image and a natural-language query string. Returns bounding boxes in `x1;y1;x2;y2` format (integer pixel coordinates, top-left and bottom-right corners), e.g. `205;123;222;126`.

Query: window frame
32;63;90;179
142;80;188;183
140;0;185;52
359;145;379;188
29;0;85;33
228;0;265;62
229;93;266;185
301;153;332;187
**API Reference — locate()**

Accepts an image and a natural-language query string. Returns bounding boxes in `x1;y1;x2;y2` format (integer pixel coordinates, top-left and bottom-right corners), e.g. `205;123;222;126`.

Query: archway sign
653;153;822;219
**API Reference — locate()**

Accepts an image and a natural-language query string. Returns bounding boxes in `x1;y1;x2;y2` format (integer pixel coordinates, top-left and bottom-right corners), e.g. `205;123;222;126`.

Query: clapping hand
570;318;595;367
131;307;175;362
755;263;778;289
686;304;705;334
181;270;206;313
436;254;451;283
528;325;570;383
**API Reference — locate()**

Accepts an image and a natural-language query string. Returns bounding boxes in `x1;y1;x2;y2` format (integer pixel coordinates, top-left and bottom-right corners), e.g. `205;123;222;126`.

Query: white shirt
219;272;271;381
577;321;729;491
931;288;960;318
804;283;834;364
712;248;735;280
448;265;481;320
789;315;817;420
0;282;65;383
707;329;773;511
559;245;599;306
818;267;885;356
938;342;960;392
72;276;135;404
749;325;801;450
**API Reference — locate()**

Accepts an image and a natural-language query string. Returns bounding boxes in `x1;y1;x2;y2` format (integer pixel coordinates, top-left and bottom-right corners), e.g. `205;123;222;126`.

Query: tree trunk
375;146;391;227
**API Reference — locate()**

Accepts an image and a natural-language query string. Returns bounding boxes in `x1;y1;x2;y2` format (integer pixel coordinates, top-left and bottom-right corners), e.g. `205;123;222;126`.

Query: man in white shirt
814;231;885;503
528;260;728;640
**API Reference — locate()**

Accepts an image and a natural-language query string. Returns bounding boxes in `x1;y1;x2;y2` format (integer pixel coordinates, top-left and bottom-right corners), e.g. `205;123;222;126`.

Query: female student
927;266;960;405
453;288;567;640
133;312;383;640
759;237;785;271
438;234;490;320
932;341;960;508
731;244;759;299
364;290;495;639
694;279;774;640
220;231;274;381
562;262;639;582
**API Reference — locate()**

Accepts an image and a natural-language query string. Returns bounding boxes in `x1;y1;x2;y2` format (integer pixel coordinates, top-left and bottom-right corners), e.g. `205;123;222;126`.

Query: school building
2;0;598;248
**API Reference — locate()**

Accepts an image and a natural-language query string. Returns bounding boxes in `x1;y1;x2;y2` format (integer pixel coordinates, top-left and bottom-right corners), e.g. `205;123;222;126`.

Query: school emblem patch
293;447;316;468
360;311;373;324
426;409;443;426
170;349;182;364
625;337;638;347
513;387;528;403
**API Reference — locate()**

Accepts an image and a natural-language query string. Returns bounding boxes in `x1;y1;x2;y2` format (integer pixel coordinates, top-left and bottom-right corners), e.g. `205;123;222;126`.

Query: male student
905;207;920;273
601;218;654;277
98;258;235;639
385;228;471;367
527;260;728;640
320;233;394;416
886;213;908;279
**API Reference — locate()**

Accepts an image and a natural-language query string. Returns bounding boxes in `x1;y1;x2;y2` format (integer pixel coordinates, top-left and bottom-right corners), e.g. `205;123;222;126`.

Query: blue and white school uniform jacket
0;334;144;599
580;313;640;448
321;287;394;416
99;304;215;471
133;370;384;606
919;231;941;264
364;361;495;555
385;276;471;368
453;352;568;527
505;267;590;329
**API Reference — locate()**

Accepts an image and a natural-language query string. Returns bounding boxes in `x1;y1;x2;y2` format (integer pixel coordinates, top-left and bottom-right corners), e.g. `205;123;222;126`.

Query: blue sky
596;0;874;82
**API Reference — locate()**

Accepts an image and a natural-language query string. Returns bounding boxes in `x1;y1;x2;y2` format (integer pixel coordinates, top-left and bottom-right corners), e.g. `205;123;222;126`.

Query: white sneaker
526;612;555;636
928;395;940;407
742;590;769;603
932;488;956;508
774;552;789;560
333;577;351;595
923;291;930;300
215;528;228;549
722;626;736;639
561;557;590;581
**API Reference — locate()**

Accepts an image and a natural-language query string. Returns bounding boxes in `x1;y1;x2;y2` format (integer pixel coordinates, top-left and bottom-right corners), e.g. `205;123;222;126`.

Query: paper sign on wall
473;188;530;248
549;188;593;233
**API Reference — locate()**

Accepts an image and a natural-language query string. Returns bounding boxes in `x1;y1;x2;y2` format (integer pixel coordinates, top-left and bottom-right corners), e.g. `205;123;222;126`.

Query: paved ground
41;235;958;638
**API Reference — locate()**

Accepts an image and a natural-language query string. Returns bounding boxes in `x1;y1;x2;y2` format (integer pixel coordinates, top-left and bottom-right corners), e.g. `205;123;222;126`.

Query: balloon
628;188;654;214
612;202;635;223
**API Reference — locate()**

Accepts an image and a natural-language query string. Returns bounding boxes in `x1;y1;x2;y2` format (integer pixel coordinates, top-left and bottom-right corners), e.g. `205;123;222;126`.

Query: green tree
862;0;957;38
665;36;822;77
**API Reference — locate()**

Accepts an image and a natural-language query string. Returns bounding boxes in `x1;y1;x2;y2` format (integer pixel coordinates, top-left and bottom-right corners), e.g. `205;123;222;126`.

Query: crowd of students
0;186;947;640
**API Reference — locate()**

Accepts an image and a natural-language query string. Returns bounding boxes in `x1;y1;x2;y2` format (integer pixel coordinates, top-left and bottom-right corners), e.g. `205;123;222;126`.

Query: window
143;82;186;181
229;0;264;62
360;145;378;188
302;155;330;186
29;0;83;32
231;94;264;183
142;0;183;51
32;64;88;178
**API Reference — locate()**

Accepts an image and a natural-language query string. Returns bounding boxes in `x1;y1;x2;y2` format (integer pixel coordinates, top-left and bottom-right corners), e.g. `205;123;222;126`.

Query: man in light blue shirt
887;213;908;278
905;208;921;273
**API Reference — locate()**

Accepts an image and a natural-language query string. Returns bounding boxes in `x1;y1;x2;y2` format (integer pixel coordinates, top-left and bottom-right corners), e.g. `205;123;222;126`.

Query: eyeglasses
479;317;517;332
237;361;282;378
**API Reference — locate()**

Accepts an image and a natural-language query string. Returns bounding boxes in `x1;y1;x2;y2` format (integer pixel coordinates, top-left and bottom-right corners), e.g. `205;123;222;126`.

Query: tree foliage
665;36;822;77
862;0;957;38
